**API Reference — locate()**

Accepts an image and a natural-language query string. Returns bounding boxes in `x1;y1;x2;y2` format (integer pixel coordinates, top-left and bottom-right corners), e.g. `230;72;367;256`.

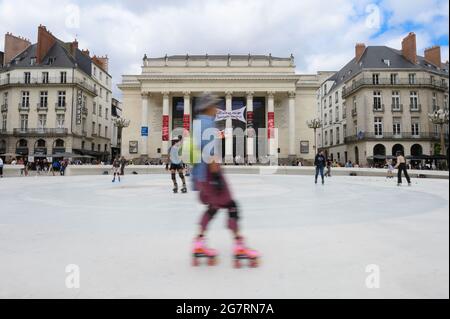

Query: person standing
394;151;411;186
191;93;259;268
325;158;332;177
0;157;4;178
167;137;187;193
120;156;127;176
112;157;121;183
314;151;326;185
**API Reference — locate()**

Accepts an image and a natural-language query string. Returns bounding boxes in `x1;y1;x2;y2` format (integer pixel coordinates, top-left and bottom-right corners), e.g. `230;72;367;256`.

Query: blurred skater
167;137;187;193
112;157;121;183
394;151;411;186
314;151;326;185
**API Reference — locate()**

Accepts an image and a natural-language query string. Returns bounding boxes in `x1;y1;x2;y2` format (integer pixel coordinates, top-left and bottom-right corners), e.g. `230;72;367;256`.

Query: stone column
162;92;170;156
225;91;234;163
183;91;191;135
246;91;255;163
288;91;296;159
140;92;149;157
267;91;276;159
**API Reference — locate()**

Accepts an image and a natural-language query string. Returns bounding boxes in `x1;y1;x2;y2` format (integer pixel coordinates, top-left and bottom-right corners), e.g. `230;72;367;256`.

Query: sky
0;0;448;99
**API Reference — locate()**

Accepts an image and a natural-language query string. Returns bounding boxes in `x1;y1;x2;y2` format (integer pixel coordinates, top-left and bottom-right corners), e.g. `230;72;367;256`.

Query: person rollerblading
314;151;326;185
395;151;411;187
167;137;187;194
233;236;260;268
192;235;218;266
112;157;121;183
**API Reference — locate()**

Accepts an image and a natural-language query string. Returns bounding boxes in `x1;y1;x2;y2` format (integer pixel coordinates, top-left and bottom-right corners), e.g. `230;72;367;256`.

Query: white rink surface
0;174;448;299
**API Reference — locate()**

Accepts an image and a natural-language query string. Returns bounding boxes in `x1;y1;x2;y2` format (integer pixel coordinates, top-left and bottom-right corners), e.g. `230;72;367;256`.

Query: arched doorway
410;144;424;169
16;139;29;156
34;139;47;156
53;139;65;154
373;144;386;167
392;144;404;156
411;144;423;156
354;146;359;165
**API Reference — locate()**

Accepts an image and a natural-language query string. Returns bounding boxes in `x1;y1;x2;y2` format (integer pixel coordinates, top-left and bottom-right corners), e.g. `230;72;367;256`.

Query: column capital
183;91;191;98
161;91;170;98
288;91;296;99
246;91;254;98
141;92;151;98
225;91;233;99
267;91;275;99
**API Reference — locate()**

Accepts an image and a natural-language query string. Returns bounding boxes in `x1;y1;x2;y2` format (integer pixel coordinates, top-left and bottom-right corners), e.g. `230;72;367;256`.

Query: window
106;92;110;102
353;96;357;112
324;131;328;146
430;75;435;85
374;117;383;136
392;91;400;110
30;57;37;66
324;114;328;126
342;102;347;119
48;57;56;65
21;91;30;107
99;105;102;117
57;114;65;128
3;92;8;106
98;124;102;137
372;73;379;85
24;72;31;84
105;108;108;120
91;143;95;151
393;119;401;136
2;114;7;131
336;127;340;144
328;96;332;108
411;121;420;136
82;118;86;133
105;126;108;137
343;124;347;138
373;91;382;110
432;92;438;111
324;84;327;95
94;67;97;76
444;95;448;111
92;122;96;134
42;72;49;84
97;144;101;152
60;72;67;84
408;73;416;85
330;129;334;145
410;91;419;110
335;106;339;122
38;114;47;130
58;91;66;107
39;91;48;108
390;73;398;85
20;114;28;131
335;91;338;103
383;59;391;67
93;102;97;114
100;88;103;98
329;110;332;125
100;72;103;81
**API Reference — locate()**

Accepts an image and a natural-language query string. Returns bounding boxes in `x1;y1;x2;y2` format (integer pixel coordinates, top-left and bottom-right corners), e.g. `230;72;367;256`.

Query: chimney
401;32;417;64
355;43;366;61
424;46;441;67
36;25;56;64
4;32;31;65
70;39;78;56
92;55;109;72
81;49;90;57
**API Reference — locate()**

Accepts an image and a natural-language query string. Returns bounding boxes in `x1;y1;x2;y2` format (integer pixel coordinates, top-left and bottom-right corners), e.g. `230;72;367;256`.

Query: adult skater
120;156;127;176
191;93;259;268
167;137;187;193
112;157;121;182
394;151;411;186
325;158;332;177
314;150;326;185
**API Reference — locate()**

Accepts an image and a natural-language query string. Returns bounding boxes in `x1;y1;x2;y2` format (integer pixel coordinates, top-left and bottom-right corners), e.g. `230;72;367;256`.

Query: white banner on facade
215;107;246;123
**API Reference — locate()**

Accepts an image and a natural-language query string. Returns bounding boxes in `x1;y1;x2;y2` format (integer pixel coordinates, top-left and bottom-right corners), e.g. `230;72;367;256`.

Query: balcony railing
55;103;66;111
0;77;97;96
373;104;384;112
344;132;440;143
391;104;403;112
18;103;30;111
37;103;48;111
1;104;7;112
13;128;69;136
342;77;449;97
410;104;422;112
351;109;357;117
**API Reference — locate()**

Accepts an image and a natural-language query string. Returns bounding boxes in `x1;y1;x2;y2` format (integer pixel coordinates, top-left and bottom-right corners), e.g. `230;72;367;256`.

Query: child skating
191;93;259;268
386;159;394;179
112;157;121;183
167;137;187;193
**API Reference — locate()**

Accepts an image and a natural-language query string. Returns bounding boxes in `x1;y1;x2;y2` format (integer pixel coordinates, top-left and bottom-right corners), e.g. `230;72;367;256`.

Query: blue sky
0;0;448;98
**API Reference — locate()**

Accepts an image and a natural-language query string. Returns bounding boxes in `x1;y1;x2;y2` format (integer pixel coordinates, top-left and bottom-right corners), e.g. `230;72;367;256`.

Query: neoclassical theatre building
118;54;332;164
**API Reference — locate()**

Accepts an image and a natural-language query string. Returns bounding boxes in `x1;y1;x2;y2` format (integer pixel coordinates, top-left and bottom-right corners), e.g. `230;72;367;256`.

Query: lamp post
428;109;449;156
307;118;323;154
113;117;130;157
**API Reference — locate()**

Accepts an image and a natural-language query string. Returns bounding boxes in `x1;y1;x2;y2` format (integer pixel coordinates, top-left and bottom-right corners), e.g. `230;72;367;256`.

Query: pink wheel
250;259;259;268
207;257;217;266
234;259;241;269
192;257;200;267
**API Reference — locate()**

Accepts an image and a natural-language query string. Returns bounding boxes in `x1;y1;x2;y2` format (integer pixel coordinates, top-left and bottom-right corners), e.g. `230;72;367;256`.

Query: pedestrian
52;160;60;176
167;137;187;193
394;151;411;186
0;157;4;178
314;151;326;185
325;158;332;177
112;157;121;182
120;156;127;176
191;93;259;268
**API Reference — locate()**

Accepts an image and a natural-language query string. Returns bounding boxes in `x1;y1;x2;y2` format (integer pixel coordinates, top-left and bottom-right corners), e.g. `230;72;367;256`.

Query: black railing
344;132;440;143
343;77;449;97
13;128;68;135
1;104;7;112
0;77;97;95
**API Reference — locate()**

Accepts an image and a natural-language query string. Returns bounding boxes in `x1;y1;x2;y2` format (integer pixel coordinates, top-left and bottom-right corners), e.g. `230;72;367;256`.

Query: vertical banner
183;114;190;133
247;111;254;128
268;112;275;139
162;115;170;141
76;90;83;125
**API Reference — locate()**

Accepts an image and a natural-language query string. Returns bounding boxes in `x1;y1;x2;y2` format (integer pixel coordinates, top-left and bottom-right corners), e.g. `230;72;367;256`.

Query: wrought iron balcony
13;128;68;136
391;104;403;112
1;104;7;112
373;104;385;112
344;132;439;143
18;103;30;112
342;77;449;98
55;103;67;111
37;103;49;111
351;108;357;117
0;77;97;96
410;104;422;112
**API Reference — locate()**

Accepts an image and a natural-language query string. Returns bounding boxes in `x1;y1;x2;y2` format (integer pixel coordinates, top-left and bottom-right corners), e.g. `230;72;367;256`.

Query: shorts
170;163;184;171
113;167;120;174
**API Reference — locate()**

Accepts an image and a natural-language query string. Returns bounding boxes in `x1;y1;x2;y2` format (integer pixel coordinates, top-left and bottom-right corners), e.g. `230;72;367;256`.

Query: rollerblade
181;185;187;193
192;236;218;266
173;185;178;193
233;237;260;268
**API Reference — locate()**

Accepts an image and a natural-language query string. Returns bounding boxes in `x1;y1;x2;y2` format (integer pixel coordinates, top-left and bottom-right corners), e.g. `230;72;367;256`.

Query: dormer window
48;57;56;65
30;57;37;66
382;59;391;66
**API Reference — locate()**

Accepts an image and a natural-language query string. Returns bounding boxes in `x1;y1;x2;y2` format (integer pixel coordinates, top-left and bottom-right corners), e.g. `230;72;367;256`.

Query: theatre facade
118;54;332;164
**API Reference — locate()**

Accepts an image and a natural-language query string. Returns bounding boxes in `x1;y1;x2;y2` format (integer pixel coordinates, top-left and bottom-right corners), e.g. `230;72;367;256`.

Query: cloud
0;0;448;98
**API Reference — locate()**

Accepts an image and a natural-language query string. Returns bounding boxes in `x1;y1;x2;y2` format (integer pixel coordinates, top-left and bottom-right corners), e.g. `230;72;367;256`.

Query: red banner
268;112;275;139
247;111;254;128
183;114;190;132
162;115;169;141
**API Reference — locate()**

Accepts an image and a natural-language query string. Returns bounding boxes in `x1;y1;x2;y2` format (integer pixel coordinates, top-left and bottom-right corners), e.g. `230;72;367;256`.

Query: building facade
317;33;449;166
0;26;113;162
119;54;332;164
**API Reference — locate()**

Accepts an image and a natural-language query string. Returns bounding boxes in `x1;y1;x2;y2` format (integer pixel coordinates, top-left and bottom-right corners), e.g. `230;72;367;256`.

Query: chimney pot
355;43;366;61
401;32;417;64
424;45;441;67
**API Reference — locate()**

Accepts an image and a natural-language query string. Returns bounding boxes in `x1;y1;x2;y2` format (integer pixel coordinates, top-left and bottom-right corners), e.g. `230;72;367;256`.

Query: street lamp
428;109;449;156
307;118;323;154
113;117;130;156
